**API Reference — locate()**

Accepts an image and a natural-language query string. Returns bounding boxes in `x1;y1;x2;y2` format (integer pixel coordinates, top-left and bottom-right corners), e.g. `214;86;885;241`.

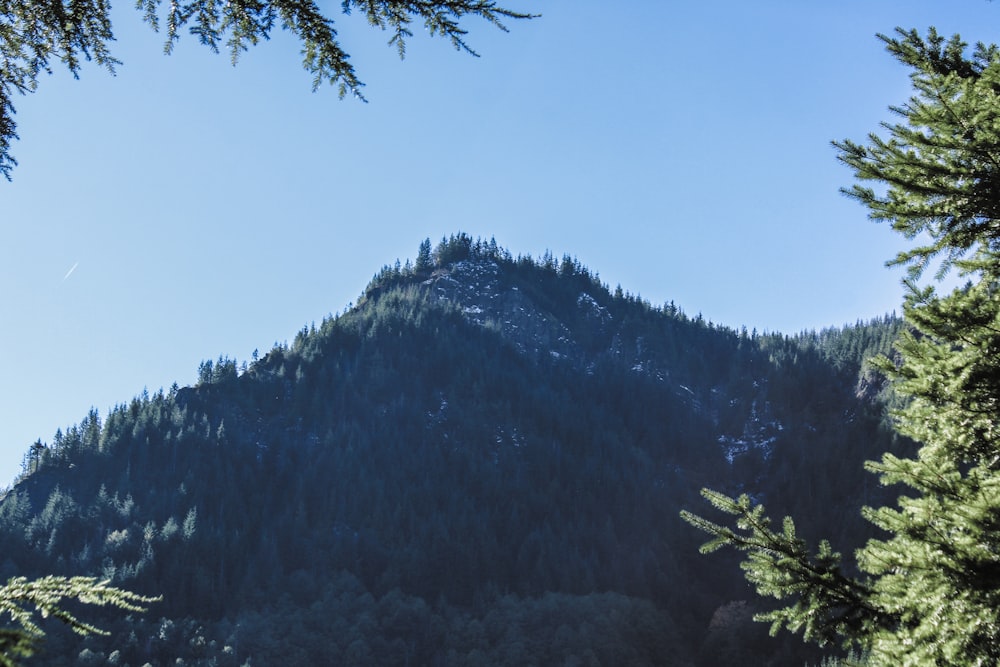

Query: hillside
0;234;907;666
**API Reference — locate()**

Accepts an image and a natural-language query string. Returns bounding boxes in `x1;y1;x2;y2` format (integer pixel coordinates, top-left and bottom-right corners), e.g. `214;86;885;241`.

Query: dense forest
0;234;907;666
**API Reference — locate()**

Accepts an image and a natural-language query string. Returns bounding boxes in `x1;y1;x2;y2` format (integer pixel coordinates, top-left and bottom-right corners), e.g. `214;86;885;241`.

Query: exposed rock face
424;260;581;361
421;258;785;467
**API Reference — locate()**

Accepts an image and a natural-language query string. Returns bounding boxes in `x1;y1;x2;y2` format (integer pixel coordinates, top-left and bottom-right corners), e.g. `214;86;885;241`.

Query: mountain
0;234;907;666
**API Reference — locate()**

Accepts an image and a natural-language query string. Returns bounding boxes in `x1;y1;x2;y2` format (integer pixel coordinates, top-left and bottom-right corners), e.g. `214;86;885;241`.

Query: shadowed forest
1;235;906;665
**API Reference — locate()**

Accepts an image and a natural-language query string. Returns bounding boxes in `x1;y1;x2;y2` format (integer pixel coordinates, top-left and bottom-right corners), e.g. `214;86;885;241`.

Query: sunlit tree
683;26;1000;666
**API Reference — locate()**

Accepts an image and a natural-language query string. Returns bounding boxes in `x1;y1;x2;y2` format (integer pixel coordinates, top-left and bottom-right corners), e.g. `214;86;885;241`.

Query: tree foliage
0;0;535;179
682;490;883;647
0;575;157;667
683;26;1000;666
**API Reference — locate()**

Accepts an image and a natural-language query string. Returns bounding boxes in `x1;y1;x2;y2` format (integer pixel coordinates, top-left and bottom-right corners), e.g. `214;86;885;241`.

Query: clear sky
2;1;997;483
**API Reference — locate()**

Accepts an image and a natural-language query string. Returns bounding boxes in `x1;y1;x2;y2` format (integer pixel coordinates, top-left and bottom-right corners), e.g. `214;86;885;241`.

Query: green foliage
415;237;433;275
0;0;119;180
854;271;1000;664
681;491;881;647
433;232;475;266
685;26;1000;666
0;1;535;180
196;356;238;386
809;649;869;667
835;28;1000;281
0;575;157;667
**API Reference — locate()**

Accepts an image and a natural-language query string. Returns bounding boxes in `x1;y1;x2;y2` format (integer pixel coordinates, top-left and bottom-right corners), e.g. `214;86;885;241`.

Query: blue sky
2;1;997;483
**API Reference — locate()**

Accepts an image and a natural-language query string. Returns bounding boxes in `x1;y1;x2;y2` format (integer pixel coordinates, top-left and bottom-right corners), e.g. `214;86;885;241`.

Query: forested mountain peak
357;235;899;455
0;233;906;666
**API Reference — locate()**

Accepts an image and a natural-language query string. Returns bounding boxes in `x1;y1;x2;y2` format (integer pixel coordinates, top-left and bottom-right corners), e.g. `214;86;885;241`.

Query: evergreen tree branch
0;0;537;179
681;490;885;648
0;575;159;667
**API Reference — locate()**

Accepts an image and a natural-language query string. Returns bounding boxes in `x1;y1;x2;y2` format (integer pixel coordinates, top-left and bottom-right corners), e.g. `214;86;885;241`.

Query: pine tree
682;27;1000;666
415;238;434;275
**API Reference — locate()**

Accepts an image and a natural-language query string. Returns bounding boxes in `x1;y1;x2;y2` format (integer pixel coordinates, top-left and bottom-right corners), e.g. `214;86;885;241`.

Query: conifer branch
0;576;159;667
0;0;537;178
681;490;885;647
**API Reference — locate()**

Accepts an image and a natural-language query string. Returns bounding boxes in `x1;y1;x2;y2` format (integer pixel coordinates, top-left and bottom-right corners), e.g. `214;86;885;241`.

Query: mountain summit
1;234;904;666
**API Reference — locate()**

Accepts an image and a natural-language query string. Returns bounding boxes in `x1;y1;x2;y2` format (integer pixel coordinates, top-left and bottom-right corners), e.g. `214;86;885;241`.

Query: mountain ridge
0;233;906;666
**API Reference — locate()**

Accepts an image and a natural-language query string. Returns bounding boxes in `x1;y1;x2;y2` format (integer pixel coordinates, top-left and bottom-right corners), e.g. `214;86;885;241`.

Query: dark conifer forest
0;234;907;666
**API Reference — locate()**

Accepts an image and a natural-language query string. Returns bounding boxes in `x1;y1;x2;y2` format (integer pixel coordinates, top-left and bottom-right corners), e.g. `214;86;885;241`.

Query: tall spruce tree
682;27;1000;665
415;237;434;275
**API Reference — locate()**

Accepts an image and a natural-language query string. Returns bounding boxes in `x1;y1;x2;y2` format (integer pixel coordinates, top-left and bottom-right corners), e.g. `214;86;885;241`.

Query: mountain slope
0;234;906;666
